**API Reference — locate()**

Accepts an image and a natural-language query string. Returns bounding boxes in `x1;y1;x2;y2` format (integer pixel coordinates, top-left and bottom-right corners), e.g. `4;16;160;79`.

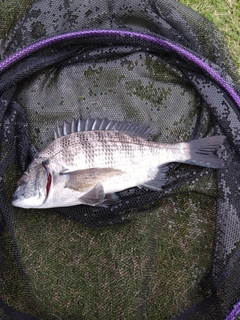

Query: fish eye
42;159;49;169
18;173;28;186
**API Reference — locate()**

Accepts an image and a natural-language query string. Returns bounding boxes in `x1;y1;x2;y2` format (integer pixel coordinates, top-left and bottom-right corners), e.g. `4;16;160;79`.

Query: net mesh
0;0;240;319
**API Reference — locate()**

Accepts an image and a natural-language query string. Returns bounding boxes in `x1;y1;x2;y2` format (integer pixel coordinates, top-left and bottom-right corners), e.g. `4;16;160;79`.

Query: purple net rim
225;301;240;320
0;29;240;107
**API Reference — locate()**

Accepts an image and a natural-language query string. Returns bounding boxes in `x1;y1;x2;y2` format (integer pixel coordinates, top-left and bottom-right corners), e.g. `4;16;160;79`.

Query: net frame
0;2;240;319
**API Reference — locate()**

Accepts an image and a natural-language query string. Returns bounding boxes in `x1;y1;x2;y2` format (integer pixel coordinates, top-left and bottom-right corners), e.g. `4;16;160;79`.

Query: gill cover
12;158;52;208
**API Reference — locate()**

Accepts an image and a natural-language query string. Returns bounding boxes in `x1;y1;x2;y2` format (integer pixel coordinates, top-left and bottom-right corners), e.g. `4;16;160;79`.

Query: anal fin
140;165;168;191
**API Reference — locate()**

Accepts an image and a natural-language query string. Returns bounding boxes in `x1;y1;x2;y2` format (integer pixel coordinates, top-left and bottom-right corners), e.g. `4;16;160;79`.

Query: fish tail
184;135;225;169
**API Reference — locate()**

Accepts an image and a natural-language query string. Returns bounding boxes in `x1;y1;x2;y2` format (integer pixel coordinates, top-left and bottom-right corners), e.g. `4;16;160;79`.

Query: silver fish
12;118;225;209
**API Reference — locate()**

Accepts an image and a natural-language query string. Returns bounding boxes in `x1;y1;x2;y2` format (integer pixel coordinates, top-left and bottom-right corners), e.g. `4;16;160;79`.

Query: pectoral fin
62;167;124;191
61;168;122;207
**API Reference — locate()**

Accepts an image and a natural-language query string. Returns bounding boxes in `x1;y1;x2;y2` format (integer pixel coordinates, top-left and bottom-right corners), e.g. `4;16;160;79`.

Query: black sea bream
12;118;225;209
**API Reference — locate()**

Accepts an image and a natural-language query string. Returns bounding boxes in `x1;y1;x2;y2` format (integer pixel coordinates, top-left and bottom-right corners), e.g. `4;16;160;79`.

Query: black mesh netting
0;0;240;319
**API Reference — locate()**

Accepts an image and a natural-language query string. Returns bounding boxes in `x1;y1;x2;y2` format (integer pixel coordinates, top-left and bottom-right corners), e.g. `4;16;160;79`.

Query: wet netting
0;0;240;319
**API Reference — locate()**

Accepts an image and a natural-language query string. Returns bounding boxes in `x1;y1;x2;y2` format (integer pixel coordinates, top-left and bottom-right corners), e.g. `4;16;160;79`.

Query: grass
0;0;240;319
180;0;240;72
7;191;216;319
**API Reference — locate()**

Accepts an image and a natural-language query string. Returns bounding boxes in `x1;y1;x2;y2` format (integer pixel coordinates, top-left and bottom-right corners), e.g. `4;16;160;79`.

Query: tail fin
186;135;225;169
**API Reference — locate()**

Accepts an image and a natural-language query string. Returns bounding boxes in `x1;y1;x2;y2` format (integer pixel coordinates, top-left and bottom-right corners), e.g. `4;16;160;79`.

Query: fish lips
12;184;45;208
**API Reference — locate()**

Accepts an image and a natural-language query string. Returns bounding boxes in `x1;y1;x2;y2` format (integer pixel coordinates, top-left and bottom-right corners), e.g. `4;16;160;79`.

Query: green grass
8;191;216;319
180;0;240;72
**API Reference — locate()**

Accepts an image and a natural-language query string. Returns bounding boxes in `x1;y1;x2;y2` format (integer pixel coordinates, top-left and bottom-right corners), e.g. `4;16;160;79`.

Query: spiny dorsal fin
53;117;157;140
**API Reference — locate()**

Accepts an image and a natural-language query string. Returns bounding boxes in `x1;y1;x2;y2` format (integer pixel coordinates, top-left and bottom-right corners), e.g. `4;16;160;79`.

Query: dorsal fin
53;117;157;140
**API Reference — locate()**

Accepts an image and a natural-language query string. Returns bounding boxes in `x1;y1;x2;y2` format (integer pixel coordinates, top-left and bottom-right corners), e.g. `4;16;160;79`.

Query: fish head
12;158;52;208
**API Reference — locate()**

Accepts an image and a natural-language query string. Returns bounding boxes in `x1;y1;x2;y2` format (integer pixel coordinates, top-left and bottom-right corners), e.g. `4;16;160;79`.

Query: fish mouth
12;195;46;208
12;186;46;209
12;193;20;203
12;185;26;206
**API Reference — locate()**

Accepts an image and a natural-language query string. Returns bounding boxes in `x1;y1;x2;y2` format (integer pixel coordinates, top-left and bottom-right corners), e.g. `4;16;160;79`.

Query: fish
12;117;225;209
